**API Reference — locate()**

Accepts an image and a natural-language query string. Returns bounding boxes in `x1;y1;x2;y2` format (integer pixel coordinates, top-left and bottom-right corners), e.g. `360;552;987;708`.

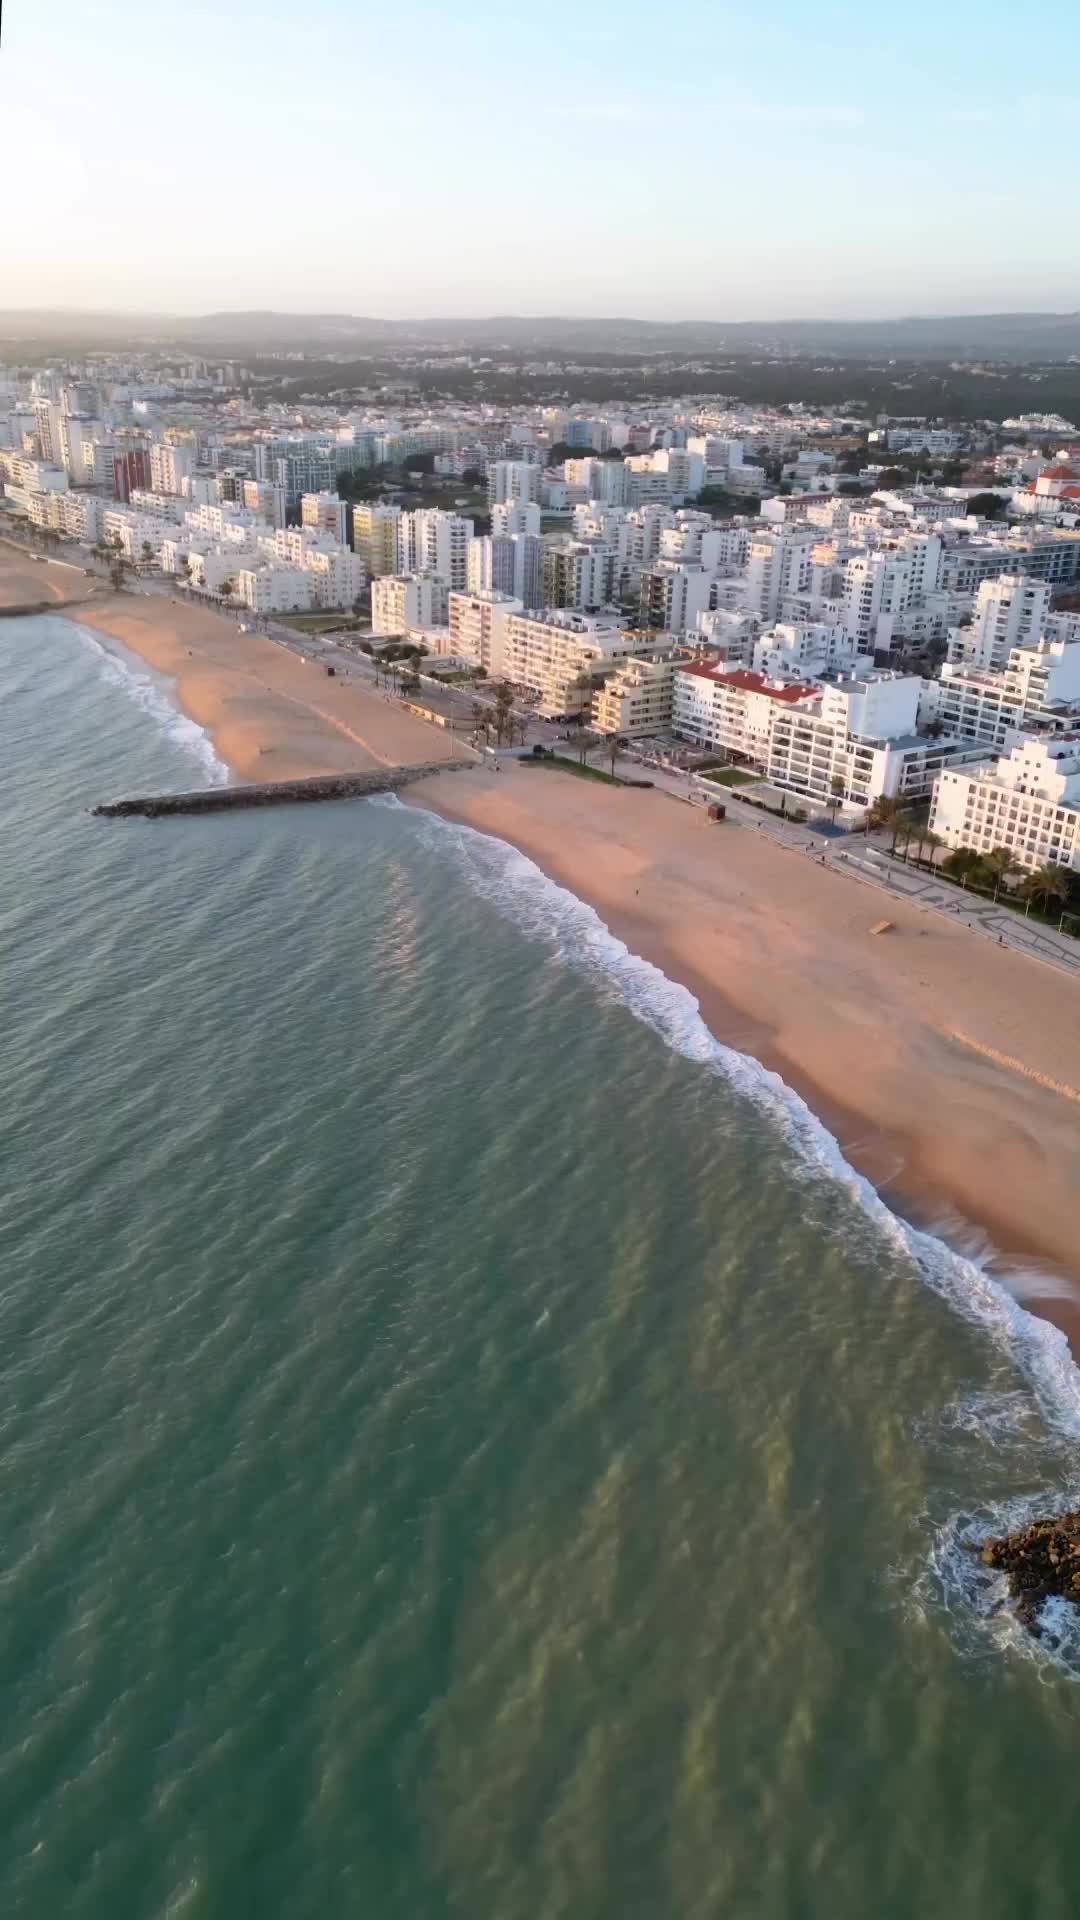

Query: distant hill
2;308;1080;361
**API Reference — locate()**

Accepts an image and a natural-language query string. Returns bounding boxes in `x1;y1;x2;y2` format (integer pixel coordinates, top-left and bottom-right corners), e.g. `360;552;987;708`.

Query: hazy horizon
4;0;1079;318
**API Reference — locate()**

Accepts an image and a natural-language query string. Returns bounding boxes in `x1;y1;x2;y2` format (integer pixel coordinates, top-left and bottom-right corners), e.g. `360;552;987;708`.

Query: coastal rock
981;1510;1080;1634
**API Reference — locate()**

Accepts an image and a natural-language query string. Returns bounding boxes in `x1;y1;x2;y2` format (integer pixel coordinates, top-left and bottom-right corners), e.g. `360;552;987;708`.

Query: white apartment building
930;735;1080;873
150;442;195;494
694;607;761;666
186;502;259;544
397;509;473;590
502;613;665;719
752;621;859;680
765;673;977;810
674;663;979;809
639;561;715;631
487;460;542;507
237;566;314;614
934;639;1080;752
869;426;965;456
591;654;681;737
130;489;185;521
242;479;286;529
674;665;820;761
304;546;366;609
947;573;1052;671
491;498;541;539
55;491;103;543
447;588;523;674
744;528;818;624
542;539;612;610
841;549;913;653
373;573;449;635
563;457;628;507
301;491;348;544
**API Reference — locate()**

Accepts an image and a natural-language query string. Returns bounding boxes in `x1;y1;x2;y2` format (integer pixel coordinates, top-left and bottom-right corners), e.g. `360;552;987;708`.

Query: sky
3;0;1079;320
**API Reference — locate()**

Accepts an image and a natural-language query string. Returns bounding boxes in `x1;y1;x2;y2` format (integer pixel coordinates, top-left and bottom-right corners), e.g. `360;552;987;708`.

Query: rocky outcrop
93;760;472;819
982;1511;1080;1632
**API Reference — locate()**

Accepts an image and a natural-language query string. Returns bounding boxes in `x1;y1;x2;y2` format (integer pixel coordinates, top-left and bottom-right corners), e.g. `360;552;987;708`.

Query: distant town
4;332;1080;886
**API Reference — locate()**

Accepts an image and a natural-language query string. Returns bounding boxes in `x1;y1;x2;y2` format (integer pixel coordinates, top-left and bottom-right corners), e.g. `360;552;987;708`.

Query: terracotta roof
676;664;818;703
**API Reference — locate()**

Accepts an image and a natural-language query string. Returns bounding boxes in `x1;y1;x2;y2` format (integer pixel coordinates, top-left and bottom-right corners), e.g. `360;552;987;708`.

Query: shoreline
19;577;1080;1355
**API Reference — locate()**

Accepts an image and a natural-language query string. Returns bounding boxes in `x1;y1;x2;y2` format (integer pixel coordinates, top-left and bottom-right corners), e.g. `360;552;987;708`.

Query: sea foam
73;623;229;786
398;799;1080;1445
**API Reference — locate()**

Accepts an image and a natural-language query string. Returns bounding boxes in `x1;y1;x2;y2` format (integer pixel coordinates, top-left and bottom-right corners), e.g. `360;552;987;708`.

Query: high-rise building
150;442;195;495
353;503;401;579
744;528;817;624
301;491;348;545
487;460;543;507
397;510;473;591
447;588;523;674
372;574;449;634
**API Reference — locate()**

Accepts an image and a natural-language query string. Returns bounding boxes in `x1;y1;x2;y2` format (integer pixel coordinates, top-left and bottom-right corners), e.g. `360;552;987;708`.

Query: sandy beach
29;571;1080;1341
0;539;106;614
62;591;463;782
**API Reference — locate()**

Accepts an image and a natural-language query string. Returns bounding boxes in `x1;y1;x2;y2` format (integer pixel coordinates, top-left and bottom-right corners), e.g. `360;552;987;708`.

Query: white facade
744;528;817;623
949;573;1052;672
237;566;314;614
491;498;541;539
487;460;542;507
930;735;1080;873
639;561;714;632
397;509;473;590
301;491;348;544
752;621;859;680
150;442;195;494
591;654;680;737
502;613;664;719
935;640;1080;752
447;588;523;674
373;574;449;635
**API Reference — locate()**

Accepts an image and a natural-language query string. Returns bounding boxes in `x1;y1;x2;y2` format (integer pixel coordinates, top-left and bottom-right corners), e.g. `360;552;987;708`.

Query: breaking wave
399;799;1080;1447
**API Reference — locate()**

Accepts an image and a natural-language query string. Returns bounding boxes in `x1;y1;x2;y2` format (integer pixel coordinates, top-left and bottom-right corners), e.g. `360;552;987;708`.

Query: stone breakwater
982;1512;1080;1634
93;762;473;819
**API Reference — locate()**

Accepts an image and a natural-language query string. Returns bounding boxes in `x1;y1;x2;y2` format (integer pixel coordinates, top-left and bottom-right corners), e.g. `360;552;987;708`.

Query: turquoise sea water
5;613;1080;1919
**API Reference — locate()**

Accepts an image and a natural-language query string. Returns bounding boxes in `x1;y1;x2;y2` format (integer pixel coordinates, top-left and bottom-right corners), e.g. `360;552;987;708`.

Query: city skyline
3;0;1079;317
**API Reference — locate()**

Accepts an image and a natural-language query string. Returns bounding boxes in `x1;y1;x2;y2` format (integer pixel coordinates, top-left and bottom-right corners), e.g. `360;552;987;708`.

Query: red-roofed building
672;662;819;760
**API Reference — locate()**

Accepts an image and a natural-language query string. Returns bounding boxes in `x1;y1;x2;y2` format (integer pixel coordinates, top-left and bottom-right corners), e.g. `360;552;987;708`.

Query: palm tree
605;733;624;779
572;725;598;769
493;682;514;745
219;577;235;602
890;808;914;855
917;827;943;872
1023;863;1071;918
942;846;984;888
470;698;489;744
982;846;1020;902
866;793;902;838
827;774;845;825
140;540;154;572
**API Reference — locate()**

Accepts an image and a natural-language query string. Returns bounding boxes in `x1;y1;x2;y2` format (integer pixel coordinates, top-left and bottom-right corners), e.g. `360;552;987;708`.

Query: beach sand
42;576;1080;1344
0;540;105;613
63;593;463;782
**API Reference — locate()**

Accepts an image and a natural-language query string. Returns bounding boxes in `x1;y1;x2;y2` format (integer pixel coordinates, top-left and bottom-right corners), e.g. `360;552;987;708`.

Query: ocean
4;612;1080;1920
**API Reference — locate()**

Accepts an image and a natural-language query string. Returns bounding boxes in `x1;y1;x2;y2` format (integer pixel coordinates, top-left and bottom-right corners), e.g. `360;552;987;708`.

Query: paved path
615;755;1080;981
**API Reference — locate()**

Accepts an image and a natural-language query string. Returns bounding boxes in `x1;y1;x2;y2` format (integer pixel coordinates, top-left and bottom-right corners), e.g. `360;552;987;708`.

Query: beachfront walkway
668;772;1080;980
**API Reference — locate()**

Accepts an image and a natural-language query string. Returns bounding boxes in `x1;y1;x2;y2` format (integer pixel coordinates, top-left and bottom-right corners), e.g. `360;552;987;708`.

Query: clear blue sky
3;0;1078;318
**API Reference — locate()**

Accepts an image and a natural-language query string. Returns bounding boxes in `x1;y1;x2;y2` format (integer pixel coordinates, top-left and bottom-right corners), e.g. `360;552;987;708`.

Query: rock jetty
93;760;472;819
982;1510;1080;1632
